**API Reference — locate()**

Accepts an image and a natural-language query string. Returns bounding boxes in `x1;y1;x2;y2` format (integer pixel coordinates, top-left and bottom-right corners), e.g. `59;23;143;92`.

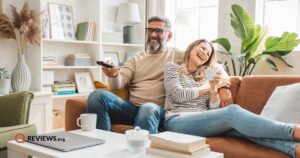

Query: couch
0;91;37;158
65;75;300;158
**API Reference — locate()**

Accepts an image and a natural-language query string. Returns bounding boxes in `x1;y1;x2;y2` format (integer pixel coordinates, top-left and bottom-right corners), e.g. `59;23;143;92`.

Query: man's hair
148;16;172;30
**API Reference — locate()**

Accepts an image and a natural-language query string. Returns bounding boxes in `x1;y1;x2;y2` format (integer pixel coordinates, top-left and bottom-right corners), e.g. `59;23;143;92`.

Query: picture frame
103;52;120;66
48;3;74;40
74;72;95;93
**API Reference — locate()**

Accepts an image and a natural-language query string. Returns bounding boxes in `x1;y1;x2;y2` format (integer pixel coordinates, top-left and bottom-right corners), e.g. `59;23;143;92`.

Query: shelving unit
102;42;144;48
19;0;146;132
43;38;100;45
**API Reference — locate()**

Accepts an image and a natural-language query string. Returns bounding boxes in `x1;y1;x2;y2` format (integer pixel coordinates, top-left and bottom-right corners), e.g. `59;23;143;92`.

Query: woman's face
188;42;212;68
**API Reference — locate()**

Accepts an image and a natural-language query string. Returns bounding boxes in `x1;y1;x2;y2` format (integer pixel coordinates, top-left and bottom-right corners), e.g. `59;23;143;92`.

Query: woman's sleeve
164;62;201;103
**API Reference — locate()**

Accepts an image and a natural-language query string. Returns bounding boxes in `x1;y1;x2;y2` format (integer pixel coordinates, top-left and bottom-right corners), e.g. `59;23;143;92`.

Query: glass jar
125;126;149;152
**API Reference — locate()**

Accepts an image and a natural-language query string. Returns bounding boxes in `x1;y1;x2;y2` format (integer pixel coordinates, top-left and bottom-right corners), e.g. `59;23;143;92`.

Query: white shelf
53;93;90;99
43;38;100;45
43;66;100;69
102;42;144;47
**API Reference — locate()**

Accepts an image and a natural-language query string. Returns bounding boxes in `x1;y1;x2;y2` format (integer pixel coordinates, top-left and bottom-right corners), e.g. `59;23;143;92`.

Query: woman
163;39;300;158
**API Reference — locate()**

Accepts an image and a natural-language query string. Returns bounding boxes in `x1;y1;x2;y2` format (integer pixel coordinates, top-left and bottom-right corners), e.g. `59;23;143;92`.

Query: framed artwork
48;3;74;40
103;52;120;66
74;72;95;93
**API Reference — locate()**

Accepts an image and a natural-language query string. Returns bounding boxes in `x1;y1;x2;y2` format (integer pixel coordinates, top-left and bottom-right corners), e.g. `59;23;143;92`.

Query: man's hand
101;61;119;77
219;88;233;107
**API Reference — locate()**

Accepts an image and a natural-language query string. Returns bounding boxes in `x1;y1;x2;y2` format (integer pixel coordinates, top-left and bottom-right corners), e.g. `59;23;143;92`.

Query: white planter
0;79;11;95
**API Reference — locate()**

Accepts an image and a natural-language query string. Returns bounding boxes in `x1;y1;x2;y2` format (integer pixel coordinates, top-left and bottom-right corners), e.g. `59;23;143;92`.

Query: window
165;0;219;50
262;0;300;49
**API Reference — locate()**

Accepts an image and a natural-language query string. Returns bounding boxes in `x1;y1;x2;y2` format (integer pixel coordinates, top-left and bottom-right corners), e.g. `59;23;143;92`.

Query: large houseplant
212;4;300;76
0;2;40;91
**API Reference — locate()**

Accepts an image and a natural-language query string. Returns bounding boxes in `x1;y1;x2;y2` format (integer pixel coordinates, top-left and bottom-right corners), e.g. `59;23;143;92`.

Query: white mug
76;113;97;131
205;68;218;81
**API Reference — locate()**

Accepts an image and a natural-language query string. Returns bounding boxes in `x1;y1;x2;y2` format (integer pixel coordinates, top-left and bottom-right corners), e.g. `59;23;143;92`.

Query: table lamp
117;3;141;43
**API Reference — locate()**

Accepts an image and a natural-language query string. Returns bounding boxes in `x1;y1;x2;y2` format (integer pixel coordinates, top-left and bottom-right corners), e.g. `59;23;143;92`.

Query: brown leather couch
65;75;300;158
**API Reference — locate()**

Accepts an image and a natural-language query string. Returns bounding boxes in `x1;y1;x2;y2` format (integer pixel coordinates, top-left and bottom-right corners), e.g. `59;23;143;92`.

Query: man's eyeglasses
146;28;168;35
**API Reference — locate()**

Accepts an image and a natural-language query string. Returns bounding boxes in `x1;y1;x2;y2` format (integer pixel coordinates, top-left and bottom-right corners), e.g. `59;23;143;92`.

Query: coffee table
7;129;223;158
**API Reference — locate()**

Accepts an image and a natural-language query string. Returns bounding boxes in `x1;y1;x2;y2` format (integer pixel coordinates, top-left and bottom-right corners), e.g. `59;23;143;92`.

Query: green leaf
261;57;278;71
265;32;300;54
230;4;254;41
212;38;231;52
262;51;293;68
245;26;268;60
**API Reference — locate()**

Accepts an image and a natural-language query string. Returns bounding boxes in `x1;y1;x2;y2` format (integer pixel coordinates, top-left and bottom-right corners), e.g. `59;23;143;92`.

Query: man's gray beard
146;42;165;51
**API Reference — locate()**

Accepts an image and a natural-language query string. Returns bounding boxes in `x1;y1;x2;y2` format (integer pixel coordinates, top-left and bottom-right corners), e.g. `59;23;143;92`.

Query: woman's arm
164;62;210;103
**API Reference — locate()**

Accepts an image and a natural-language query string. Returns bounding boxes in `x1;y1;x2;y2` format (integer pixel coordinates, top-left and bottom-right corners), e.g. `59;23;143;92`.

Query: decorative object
41;11;50;38
260;83;300;124
65;53;93;66
48;3;74;40
0;68;11;94
117;3;141;43
75;72;94;93
11;53;31;91
0;2;41;91
212;4;300;76
103;52;119;66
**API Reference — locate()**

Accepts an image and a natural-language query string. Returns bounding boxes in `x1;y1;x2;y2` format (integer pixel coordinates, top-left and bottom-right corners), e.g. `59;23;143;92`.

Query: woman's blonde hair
178;39;217;82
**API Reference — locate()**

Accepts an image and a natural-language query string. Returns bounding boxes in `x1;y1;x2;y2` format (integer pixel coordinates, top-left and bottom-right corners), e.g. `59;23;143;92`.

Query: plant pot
0;79;11;95
11;53;31;92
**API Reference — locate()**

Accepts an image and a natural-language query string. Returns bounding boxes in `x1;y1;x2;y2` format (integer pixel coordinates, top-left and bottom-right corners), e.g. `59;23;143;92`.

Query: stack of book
75;21;96;41
52;80;76;95
43;54;58;66
147;131;210;158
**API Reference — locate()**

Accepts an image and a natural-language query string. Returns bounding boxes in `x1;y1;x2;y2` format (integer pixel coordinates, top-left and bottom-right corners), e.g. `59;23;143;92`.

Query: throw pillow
260;82;300;124
94;81;129;100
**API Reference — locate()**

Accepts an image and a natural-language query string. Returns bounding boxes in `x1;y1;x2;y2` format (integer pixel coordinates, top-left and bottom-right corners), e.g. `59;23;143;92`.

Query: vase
11;53;31;92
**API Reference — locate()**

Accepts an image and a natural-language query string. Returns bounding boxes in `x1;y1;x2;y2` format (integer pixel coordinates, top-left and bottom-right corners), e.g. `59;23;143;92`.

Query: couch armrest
0;91;34;127
65;97;87;131
0;124;37;150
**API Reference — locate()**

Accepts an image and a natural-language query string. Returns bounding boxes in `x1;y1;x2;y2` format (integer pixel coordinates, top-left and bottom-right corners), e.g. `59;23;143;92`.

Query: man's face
146;21;171;51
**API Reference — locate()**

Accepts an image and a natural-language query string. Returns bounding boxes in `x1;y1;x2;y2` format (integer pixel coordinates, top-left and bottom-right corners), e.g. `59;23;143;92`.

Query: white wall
218;0;300;75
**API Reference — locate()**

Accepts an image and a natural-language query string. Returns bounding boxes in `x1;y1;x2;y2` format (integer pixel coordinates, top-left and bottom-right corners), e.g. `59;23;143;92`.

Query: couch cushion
235;75;300;114
261;82;300;124
207;136;289;158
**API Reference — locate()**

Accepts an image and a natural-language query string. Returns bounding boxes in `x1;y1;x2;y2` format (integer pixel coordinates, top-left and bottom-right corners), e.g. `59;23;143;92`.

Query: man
87;16;183;134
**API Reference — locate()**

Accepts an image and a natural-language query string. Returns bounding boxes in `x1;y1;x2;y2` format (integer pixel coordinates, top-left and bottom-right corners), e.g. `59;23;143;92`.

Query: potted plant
0;2;40;91
212;4;300;76
0;68;11;95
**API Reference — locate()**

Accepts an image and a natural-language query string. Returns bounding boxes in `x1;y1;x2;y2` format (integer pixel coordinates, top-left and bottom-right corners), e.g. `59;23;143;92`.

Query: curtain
146;0;166;21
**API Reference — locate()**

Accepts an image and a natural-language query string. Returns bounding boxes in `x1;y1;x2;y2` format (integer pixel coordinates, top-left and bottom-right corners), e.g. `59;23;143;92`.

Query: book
147;145;210;158
76;22;89;41
149;131;206;153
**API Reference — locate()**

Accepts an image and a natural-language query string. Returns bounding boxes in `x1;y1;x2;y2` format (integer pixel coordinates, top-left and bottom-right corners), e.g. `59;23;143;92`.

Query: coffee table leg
8;148;28;158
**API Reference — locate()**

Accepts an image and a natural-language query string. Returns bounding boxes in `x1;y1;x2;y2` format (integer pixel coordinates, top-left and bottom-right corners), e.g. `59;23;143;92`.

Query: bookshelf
3;0;146;132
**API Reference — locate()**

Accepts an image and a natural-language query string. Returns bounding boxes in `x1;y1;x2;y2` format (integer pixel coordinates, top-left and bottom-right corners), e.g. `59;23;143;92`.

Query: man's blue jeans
164;104;298;157
86;89;165;134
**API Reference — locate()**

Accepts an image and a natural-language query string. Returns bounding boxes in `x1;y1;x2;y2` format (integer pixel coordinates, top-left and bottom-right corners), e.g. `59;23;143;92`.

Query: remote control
96;61;114;68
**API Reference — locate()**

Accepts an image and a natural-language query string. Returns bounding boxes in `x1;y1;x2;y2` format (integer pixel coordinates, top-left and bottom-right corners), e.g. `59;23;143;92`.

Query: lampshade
117;3;141;24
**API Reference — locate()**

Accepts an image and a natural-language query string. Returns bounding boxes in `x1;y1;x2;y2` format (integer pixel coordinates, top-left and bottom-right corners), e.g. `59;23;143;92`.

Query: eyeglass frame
145;28;169;36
